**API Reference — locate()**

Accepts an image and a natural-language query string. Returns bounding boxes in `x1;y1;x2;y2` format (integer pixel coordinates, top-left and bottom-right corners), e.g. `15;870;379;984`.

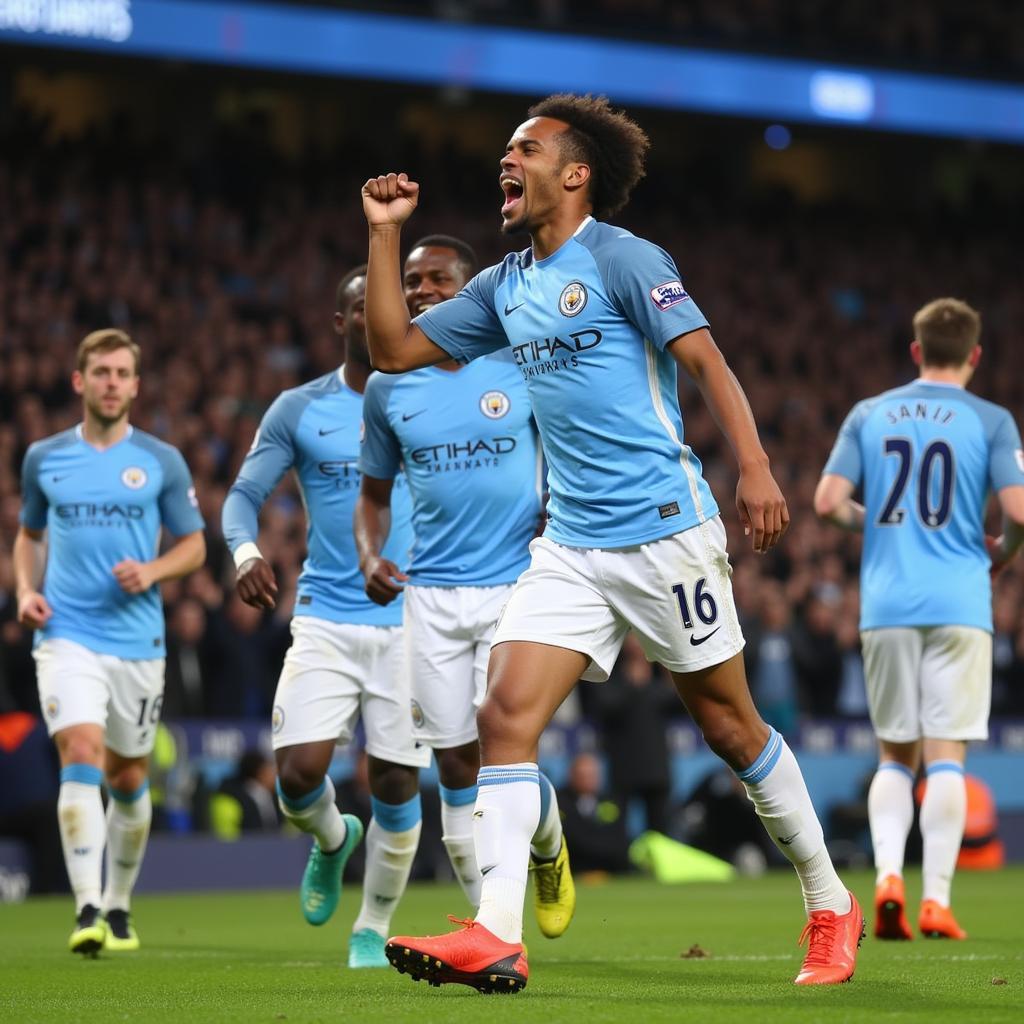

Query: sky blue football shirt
222;369;414;626
360;352;540;586
824;379;1024;631
19;425;204;658
414;217;718;548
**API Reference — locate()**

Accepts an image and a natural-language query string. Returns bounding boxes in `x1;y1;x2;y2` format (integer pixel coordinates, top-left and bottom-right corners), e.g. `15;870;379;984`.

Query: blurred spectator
209;748;281;839
791;584;844;717
746;579;799;735
587;635;677;834
557;752;632;875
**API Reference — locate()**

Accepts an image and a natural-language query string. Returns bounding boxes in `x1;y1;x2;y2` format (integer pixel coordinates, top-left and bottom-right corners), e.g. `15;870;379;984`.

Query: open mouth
500;174;524;215
415;302;435;315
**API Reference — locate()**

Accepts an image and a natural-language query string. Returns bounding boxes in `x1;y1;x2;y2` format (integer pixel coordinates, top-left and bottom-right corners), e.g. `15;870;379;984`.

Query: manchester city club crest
558;280;588;317
45;696;60;719
121;466;148;489
480;390;511;419
410;699;425;728
271;705;285;733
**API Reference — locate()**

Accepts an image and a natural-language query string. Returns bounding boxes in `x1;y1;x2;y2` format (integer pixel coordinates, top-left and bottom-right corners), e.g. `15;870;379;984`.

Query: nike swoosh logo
52;474;71;482
480;864;496;876
504;302;525;316
689;626;721;646
778;833;799;846
402;410;427;422
318;426;344;436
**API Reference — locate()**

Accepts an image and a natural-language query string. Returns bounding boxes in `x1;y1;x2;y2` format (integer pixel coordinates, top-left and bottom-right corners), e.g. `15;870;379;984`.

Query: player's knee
698;711;758;770
56;732;103;768
107;763;148;794
436;745;479;789
275;753;323;799
368;760;419;804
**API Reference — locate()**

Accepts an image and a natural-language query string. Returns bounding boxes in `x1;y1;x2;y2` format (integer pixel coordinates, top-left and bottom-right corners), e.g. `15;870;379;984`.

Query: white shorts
492;518;744;682
271;616;430;767
861;626;992;742
34;638;166;758
403;584;512;748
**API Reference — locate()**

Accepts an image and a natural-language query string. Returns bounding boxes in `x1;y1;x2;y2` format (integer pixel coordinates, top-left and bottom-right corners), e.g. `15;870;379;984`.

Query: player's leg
34;639;109;955
861;626;926;938
272;618;366;926
916;624;990;939
349;756;421;967
386;540;622;992
403;584;485;907
435;740;484;908
618;521;861;984
101;751;150;951
349;623;430;967
100;653;168;951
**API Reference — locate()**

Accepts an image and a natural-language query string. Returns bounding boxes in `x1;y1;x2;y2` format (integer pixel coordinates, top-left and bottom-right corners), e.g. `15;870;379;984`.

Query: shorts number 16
671;578;718;630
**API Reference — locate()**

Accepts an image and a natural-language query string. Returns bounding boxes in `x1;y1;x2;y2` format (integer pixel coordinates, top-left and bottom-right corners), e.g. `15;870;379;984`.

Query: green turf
1;868;1020;1023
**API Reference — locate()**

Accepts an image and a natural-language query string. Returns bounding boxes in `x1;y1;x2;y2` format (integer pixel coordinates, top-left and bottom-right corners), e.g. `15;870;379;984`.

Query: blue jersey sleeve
18;443;49;531
592;235;709;350
157;446;205;537
414;265;506;364
824;403;868;484
989;410;1024;491
222;393;302;553
359;375;402;480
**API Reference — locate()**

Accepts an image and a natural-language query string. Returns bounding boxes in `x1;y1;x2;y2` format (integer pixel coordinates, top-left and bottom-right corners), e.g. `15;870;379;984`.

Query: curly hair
526;94;649;220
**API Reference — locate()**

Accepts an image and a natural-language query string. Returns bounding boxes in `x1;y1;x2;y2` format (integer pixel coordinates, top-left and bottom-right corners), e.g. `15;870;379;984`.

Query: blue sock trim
538;772;555;824
371;793;422;832
878;761;916;782
109;779;150;804
275;778;326;812
736;728;783;785
60;764;103;787
925;760;964;777
439;783;477;808
478;765;540;788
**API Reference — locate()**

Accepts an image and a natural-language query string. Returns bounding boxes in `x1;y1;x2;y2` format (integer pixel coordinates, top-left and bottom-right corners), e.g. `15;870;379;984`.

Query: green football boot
348;927;388;968
103;909;141;952
69;904;105;956
300;813;364;925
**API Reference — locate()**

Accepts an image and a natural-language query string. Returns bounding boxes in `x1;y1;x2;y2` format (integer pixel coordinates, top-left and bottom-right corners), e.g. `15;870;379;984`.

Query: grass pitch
1;868;1021;1023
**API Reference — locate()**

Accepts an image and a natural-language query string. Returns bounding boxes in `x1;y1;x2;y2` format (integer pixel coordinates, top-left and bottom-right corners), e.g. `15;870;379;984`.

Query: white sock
920;761;966;907
276;776;347;852
440;785;482;910
473;763;540;944
530;772;563;860
737;728;850;915
868;761;915;884
353;795;422;936
103;781;152;913
58;766;106;913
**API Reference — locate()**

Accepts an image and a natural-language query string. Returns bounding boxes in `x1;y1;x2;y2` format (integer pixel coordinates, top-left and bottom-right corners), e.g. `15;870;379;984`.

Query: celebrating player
355;235;573;931
14;329;206;955
816;298;1024;940
222;268;427;969
361;93;862;991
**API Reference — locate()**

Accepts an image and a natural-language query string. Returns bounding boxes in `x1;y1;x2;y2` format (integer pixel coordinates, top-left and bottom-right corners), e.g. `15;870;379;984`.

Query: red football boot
386;917;528;994
919;900;967;940
875;875;913;940
794;892;865;985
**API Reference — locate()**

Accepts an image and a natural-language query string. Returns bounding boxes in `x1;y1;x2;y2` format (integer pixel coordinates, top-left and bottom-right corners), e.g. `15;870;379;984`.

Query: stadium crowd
2;106;1024;736
332;0;1024;77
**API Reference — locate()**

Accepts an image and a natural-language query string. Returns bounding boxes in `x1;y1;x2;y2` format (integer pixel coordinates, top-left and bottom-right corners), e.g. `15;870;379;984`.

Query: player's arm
813;474;865;532
361;172;452;373
668;327;789;553
223;401;299;610
13;525;52;629
988;485;1024;576
113;530;206;594
354;475;408;606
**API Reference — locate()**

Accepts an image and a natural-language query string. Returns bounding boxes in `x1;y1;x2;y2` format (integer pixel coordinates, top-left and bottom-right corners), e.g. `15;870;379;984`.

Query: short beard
86;398;131;426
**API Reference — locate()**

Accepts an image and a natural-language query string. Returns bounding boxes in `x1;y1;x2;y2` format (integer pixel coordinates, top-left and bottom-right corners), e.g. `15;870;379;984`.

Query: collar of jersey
532;215;595;267
914;379;965;390
75;422;134;449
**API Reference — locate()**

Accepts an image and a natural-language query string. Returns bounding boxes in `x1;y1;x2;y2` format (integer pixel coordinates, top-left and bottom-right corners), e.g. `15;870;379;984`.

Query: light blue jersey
19;425;203;659
222;368;413;627
824;379;1024;631
360;353;540;587
415;217;717;548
